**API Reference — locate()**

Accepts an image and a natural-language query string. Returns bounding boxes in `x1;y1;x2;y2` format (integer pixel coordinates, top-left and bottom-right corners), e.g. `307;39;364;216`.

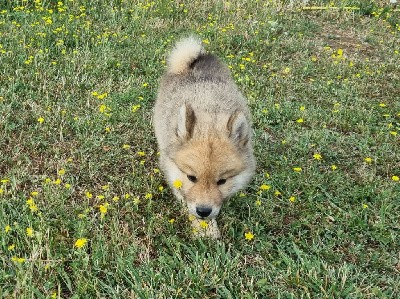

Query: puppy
153;36;255;238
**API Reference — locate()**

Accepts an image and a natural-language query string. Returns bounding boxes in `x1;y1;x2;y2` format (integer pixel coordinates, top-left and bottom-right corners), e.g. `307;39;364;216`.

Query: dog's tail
167;36;204;74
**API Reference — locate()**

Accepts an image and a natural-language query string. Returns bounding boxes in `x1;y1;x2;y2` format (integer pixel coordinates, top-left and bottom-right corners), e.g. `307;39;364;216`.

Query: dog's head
167;104;255;219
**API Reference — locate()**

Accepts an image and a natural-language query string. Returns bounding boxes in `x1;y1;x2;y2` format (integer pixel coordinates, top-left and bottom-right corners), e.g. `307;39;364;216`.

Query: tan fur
153;36;256;238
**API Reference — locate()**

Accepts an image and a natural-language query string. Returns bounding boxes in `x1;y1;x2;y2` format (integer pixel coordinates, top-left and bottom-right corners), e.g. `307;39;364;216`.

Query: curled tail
167;36;204;74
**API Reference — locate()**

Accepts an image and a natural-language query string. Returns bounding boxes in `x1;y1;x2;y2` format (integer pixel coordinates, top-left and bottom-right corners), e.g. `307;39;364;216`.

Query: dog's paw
190;216;221;239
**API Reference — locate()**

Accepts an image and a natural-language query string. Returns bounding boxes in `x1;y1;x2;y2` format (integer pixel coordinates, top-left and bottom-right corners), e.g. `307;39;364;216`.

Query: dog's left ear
176;104;196;141
227;111;249;147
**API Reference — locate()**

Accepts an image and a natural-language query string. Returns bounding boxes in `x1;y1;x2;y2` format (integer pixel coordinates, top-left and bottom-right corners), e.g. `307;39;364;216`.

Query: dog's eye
217;179;226;185
187;175;197;183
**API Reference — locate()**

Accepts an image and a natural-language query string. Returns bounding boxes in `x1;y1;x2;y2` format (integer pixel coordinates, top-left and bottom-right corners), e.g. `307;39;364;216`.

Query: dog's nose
196;206;212;218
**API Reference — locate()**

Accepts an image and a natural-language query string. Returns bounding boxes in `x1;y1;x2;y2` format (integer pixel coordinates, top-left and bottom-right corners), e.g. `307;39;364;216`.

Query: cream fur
154;36;256;239
167;36;204;74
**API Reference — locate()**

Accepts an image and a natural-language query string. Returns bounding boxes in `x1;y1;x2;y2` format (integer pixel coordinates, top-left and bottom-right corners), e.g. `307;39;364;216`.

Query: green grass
1;0;399;298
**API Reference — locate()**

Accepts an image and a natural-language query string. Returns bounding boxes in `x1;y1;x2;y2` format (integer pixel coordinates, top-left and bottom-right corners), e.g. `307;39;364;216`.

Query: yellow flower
244;232;254;240
364;157;373;163
112;196;119;202
331;164;337;170
44;178;52;184
85;191;93;199
38;117;44;124
296;118;304;123
293;167;302;172
31;191;39;197
199;220;209;229
137;151;146;156
259;184;271;191
1;178;9;184
173;180;182;189
255;199;262;206
74;238;88;248
122;144;130;149
26;227;34;237
188;215;196;221
313;153;322;160
65;183;71;189
0;188;3;195
392;175;399;182
158;186;164;192
58;169;65;175
11;256;25;264
53;179;61;185
131;104;141;113
8;244;15;251
390;131;397;136
5;225;11;233
362;203;368;209
99;203;109;218
124;193;131;199
289;196;296;202
96;195;105;200
379;103;386;107
145;193;152;200
168;218;175;224
133;197;140;204
300;106;306;111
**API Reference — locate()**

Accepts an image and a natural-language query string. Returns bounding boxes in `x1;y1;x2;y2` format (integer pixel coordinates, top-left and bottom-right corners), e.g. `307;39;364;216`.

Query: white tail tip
167;36;204;74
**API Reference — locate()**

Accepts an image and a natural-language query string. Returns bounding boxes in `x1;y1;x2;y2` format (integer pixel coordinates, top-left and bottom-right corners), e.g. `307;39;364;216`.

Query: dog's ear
227;111;249;147
176;104;196;141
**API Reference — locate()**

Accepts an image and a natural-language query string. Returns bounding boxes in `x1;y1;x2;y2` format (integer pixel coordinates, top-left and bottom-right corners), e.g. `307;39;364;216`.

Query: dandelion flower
274;190;282;197
38;117;44;124
145;193;152;200
199;220;209;229
313;153;322;160
331;164;337;170
11;256;25;264
259;184;271;191
173;180;182;189
26;227;34;237
31;191;39;197
169;218;175;224
85;191;93;199
158;186;164;192
65;183;71;189
8;244;15;251
58;169;65;175
112;196;119;202
122;144;130;149
362;203;368;209
255;199;262;206
296;118;304;123
74;238;88;248
293;167;302;172
289;196;296;202
5;225;11;233
245;232;254;240
364;157;373;163
99;203;109;218
133;197;140;204
392;175;399;182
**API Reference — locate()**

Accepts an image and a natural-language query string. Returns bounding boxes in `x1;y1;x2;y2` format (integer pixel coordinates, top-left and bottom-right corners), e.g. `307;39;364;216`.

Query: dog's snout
196;206;212;218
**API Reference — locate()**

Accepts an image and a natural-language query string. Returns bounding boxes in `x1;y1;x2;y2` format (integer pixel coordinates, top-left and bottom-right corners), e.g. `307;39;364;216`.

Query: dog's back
155;36;251;149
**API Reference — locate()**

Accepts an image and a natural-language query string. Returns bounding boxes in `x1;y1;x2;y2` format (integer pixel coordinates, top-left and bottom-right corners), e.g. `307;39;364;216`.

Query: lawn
0;0;399;298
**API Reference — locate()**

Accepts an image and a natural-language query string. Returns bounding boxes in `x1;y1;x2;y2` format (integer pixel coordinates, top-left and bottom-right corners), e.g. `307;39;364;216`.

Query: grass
0;0;399;298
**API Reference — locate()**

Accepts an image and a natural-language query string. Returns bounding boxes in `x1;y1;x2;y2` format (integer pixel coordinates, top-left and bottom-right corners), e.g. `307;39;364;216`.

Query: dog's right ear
176;104;196;141
227;110;249;147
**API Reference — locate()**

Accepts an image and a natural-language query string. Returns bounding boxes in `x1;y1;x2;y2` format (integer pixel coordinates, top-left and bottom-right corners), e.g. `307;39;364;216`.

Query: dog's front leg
190;216;221;239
